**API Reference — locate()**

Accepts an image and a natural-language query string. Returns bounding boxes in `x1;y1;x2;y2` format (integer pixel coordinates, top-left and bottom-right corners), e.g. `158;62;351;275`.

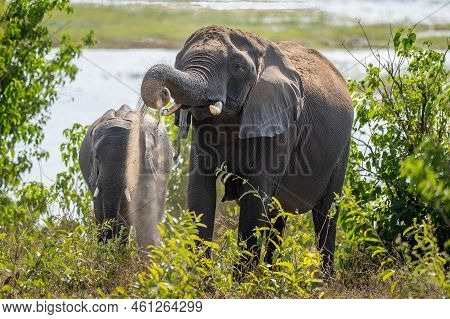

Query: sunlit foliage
0;0;94;190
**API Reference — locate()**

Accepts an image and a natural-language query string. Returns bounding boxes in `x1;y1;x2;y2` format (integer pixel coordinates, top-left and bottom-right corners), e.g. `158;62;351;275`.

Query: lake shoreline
47;4;450;50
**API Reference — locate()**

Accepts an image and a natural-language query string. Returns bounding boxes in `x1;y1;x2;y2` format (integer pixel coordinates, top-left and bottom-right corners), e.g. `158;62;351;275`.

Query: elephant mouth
160;93;243;118
162;100;224;117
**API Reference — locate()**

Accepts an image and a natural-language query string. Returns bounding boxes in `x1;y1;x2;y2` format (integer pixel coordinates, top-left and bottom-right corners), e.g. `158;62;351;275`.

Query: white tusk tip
93;187;99;198
209;101;223;115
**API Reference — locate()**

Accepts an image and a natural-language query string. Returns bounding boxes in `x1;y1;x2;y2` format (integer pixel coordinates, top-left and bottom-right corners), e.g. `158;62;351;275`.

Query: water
71;0;450;25
27;47;389;184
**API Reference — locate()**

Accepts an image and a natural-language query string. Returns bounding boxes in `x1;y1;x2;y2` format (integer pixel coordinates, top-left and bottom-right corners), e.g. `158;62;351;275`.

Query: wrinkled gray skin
79;105;172;252
140;26;354;276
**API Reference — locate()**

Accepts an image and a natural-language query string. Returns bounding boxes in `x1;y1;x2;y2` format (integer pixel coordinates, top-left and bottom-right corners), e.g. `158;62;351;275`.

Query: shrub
136;168;322;299
338;186;449;298
347;28;449;252
334;28;449;298
0;0;94;190
52;123;91;220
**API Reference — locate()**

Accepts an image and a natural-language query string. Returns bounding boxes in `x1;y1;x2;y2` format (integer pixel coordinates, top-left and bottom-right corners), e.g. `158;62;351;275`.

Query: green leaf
203;241;219;250
371;247;388;257
380;269;396;281
275;261;294;272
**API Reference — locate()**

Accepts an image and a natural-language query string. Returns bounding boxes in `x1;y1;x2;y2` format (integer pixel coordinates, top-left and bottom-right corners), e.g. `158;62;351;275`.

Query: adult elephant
79;104;172;252
140;26;353;276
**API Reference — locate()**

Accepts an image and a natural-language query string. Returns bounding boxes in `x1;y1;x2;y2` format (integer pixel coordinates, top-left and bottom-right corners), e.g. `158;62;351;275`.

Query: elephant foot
311;264;335;290
320;263;336;281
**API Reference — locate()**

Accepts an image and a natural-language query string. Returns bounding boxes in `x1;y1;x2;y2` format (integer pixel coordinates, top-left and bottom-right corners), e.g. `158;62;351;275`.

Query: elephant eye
231;62;245;77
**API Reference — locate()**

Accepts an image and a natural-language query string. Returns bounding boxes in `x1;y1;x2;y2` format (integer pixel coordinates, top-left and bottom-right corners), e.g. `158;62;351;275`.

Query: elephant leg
188;169;216;243
236;182;269;273
187;123;219;251
264;213;287;264
134;201;159;254
312;198;338;278
312;142;349;278
235;173;277;278
235;130;295;278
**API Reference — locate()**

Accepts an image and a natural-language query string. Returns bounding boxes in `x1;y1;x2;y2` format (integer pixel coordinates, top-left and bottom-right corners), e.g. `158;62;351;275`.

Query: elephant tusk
209;101;223;115
161;102;182;116
124;188;131;202
93;187;99;198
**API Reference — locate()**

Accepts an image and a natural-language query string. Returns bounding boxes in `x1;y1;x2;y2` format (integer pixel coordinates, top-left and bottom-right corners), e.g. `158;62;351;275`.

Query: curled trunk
141;64;219;108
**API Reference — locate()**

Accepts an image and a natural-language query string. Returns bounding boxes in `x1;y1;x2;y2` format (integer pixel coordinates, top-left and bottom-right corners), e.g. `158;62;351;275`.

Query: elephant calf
79;104;172;252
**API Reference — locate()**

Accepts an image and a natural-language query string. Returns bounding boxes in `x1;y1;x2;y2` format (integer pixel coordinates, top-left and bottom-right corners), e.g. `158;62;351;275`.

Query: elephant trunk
101;188;125;240
141;64;224;115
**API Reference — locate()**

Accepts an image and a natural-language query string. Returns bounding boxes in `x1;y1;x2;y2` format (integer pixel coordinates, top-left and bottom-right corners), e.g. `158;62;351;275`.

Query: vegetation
0;1;448;299
0;0;94;190
44;4;450;49
346;28;449;255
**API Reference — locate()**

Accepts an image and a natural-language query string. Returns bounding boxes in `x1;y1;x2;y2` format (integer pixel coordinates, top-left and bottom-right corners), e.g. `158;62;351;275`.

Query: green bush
52;123;91;220
338;186;449;298
136;208;321;299
336;28;449;298
347;28;449;252
0;0;94;190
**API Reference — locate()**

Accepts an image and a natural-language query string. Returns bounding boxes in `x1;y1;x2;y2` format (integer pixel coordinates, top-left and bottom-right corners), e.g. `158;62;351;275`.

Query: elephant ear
239;44;304;139
87;157;99;190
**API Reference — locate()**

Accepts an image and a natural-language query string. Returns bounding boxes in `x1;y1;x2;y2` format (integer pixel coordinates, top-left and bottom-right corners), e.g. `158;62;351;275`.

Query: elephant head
141;25;304;138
